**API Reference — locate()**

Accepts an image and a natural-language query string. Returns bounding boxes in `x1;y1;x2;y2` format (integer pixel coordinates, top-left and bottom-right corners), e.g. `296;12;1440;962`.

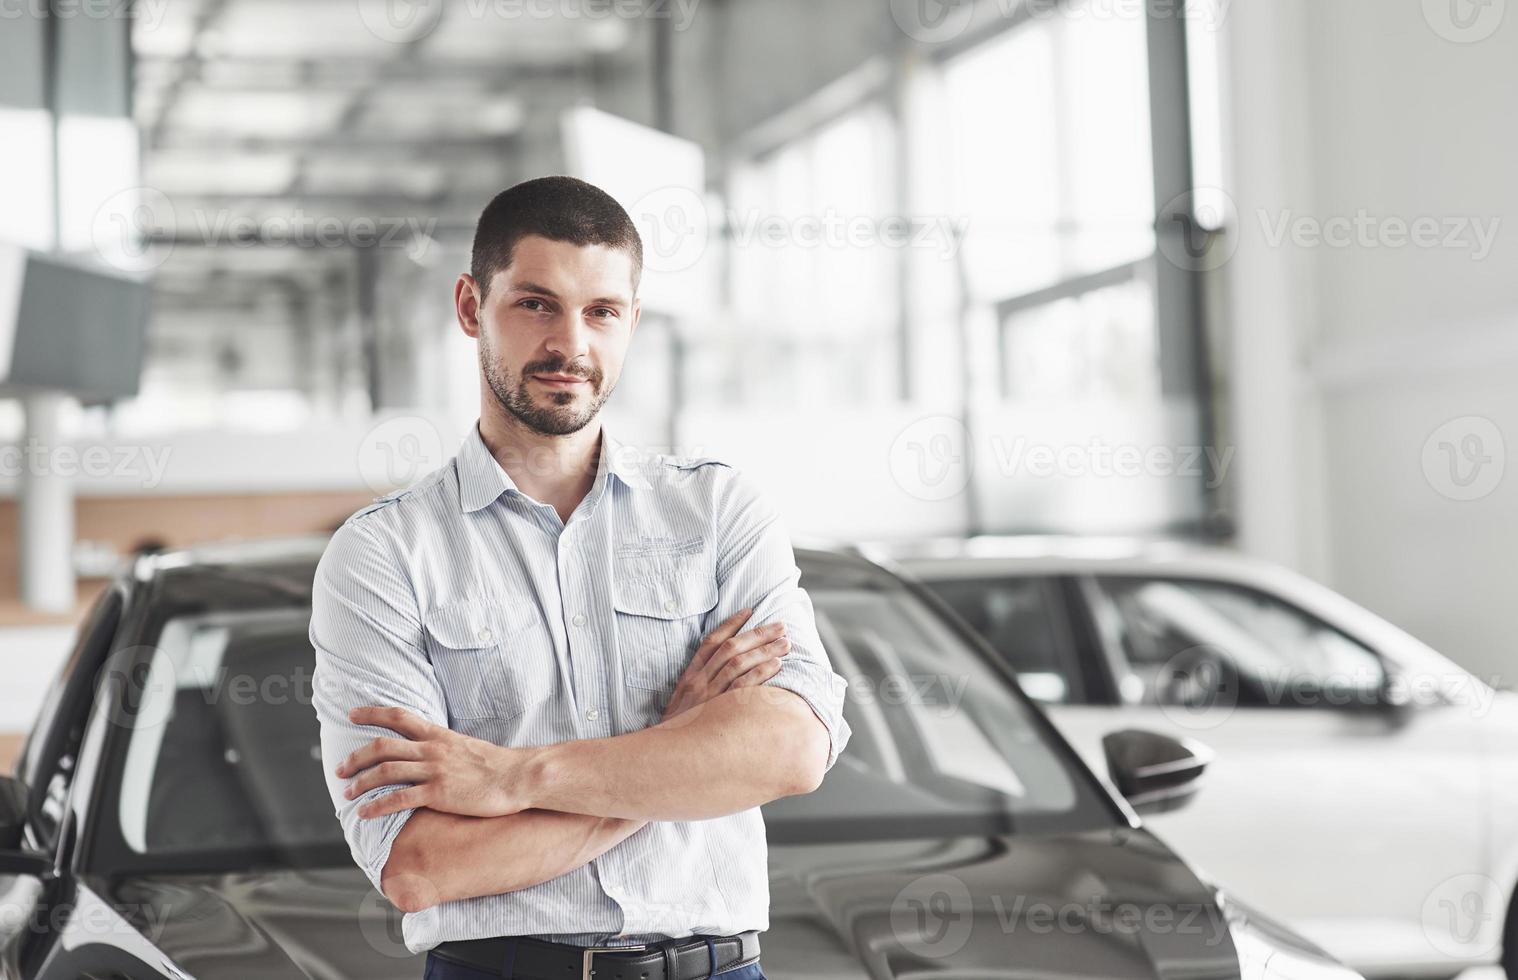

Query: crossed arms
310;473;850;914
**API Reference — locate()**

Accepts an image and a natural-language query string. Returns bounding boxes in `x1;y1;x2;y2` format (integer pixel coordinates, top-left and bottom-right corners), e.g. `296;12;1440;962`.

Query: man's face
460;235;640;437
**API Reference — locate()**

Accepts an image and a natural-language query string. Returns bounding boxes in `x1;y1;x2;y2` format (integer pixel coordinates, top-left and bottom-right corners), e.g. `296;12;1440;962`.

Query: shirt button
586;708;600;721
478;627;493;642
571;613;587;628
662;599;677;612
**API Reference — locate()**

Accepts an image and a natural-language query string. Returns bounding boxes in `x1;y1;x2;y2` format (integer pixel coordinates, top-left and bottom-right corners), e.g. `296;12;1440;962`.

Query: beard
480;335;613;437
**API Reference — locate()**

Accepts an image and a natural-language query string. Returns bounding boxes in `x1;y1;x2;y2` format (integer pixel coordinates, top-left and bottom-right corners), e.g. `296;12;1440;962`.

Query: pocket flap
424;599;536;649
613;569;719;620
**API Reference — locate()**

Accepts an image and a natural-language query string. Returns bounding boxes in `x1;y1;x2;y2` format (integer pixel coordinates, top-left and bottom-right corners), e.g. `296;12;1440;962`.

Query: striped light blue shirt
309;421;851;954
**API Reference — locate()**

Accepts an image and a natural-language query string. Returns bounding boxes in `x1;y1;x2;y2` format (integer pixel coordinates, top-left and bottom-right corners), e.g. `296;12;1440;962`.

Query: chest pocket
614;567;720;691
423;598;553;721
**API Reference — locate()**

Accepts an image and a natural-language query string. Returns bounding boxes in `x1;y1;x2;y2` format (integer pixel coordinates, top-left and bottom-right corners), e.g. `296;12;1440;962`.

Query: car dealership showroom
0;0;1514;979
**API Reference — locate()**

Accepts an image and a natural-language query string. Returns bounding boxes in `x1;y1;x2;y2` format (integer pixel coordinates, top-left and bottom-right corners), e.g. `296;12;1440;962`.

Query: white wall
1224;0;1518;682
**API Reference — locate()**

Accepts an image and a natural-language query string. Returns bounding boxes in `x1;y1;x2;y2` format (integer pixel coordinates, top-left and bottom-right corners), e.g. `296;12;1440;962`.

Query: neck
478;404;602;522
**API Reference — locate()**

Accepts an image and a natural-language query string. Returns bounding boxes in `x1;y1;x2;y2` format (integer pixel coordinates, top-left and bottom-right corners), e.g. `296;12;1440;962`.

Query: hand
337;705;535;820
662;608;791;722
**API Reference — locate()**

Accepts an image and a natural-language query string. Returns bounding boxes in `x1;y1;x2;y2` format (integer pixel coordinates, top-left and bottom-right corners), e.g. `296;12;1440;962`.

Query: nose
542;310;592;362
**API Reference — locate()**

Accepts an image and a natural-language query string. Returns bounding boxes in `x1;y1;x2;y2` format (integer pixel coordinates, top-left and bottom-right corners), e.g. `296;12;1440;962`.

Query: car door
1047;573;1486;976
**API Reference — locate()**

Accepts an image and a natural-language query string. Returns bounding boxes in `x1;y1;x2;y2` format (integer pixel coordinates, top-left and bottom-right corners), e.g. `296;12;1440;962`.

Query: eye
591;307;618;319
519;298;549;312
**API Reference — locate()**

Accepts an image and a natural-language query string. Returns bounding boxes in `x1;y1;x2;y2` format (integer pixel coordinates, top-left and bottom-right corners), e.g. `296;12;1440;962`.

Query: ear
628;296;641;340
455;273;483;339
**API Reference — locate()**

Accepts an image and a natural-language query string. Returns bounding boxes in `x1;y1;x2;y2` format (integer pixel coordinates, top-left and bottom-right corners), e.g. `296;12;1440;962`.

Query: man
310;175;851;980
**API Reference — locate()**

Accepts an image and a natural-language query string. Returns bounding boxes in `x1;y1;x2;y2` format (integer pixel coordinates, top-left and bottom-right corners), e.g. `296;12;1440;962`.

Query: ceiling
134;0;655;291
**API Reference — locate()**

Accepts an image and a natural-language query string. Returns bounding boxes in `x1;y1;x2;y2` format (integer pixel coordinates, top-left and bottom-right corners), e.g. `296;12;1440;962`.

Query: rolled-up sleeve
712;468;851;773
309;515;446;892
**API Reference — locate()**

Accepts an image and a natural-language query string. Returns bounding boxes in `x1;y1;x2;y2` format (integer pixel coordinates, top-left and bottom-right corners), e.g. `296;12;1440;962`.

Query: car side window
921;576;1085;704
1092;576;1385;709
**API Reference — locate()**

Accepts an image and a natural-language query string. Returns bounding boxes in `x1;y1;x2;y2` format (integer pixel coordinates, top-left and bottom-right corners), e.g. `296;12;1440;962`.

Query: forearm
524;687;828;822
381;807;645;912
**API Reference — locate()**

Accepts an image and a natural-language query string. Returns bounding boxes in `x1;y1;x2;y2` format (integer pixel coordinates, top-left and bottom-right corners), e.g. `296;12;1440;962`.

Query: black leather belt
431;931;761;980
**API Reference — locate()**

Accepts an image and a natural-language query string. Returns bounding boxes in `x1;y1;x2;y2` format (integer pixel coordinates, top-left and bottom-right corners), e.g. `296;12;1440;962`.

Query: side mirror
1102;729;1213;816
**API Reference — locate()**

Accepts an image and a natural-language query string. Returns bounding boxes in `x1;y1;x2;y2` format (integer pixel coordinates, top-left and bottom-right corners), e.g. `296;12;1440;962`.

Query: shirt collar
457;421;650;514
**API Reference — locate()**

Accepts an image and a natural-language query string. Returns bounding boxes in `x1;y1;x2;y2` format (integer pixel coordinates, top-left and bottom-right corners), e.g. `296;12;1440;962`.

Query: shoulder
339;463;455;532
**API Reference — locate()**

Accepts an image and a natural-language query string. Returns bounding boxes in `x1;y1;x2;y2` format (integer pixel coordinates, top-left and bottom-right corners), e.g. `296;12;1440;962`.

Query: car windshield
105;566;1113;870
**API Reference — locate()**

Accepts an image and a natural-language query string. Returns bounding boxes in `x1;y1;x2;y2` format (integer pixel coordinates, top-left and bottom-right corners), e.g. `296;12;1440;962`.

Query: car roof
865;534;1285;580
129;534;898;606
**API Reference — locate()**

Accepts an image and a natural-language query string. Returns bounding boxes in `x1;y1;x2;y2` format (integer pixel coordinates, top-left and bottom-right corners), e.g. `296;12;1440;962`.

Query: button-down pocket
614;568;719;691
423;598;551;721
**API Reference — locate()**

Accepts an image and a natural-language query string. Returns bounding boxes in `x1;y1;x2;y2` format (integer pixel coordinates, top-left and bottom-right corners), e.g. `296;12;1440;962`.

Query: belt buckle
581;943;648;980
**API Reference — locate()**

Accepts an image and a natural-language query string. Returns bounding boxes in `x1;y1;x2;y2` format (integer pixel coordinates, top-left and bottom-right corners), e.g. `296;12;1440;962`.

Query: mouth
531;373;591;390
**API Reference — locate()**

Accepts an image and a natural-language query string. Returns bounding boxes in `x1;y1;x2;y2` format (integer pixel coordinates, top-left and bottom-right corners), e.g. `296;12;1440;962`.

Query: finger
714;635;791;688
701;622;787;680
689;607;755;670
344;761;432;799
337;735;425;778
349;705;446;742
727;656;785;689
358;786;428;820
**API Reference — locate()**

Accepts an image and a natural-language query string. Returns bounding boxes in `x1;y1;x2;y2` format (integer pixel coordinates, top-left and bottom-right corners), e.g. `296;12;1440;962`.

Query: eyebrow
510;281;629;308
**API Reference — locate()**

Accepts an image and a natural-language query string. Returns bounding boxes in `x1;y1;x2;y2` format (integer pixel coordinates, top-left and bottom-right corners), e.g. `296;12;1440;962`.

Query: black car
0;538;1355;980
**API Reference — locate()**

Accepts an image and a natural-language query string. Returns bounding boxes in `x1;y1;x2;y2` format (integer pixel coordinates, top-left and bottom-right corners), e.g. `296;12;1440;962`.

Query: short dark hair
470;175;643;297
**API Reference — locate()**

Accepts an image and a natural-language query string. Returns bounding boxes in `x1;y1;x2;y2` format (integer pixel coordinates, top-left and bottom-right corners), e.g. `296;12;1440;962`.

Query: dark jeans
423;950;766;980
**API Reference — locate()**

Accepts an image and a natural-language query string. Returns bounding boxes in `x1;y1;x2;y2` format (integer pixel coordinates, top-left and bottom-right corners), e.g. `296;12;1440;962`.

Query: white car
878;536;1518;980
